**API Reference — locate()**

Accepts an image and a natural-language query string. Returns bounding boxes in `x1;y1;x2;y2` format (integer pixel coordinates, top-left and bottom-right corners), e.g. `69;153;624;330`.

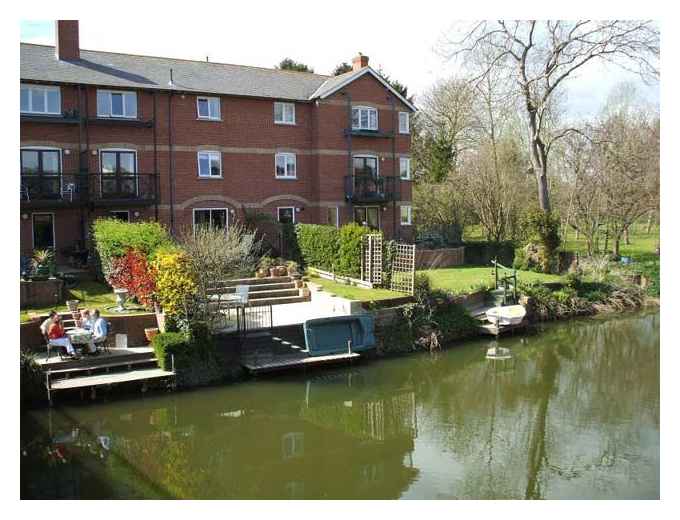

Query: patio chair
20;183;30;201
94;321;113;354
235;285;250;305
44;332;64;361
61;182;75;202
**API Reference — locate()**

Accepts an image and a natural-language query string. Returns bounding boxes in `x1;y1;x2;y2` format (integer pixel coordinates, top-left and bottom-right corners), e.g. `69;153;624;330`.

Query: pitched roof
20;43;330;101
20;43;416;110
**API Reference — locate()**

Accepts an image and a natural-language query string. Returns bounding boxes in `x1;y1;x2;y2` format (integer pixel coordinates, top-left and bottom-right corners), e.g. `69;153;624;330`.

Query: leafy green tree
332;62;352;75
276;58;314;73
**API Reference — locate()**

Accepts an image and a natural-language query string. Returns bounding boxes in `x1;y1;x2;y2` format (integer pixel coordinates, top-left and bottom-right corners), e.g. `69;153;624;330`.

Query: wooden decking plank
242;352;360;374
49;368;174;391
47;357;158;375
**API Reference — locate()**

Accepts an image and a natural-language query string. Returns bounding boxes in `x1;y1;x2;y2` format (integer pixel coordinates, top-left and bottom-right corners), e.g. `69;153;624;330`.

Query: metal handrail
492;257;518;304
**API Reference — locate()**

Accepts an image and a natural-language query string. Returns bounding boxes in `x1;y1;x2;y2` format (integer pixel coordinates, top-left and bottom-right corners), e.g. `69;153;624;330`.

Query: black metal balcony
20;109;81;125
344;174;397;203
20;173;158;208
343;128;394;138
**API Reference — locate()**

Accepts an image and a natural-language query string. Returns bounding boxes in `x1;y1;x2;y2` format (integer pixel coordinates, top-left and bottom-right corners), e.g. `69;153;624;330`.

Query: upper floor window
197;96;221;120
21;148;62;174
97;90;137;118
400;157;411;180
399;112;410;134
352;106;378;131
275;153;297;179
197;151;222;178
21;84;61;115
274;102;295;125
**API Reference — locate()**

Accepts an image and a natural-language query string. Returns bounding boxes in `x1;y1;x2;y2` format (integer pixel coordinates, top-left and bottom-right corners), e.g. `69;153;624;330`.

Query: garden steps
217;276;294;287
248;288;302;300
246;294;311;306
209;281;296;293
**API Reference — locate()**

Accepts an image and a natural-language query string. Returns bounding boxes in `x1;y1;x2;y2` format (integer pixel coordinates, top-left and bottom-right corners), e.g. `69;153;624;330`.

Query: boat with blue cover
303;315;376;356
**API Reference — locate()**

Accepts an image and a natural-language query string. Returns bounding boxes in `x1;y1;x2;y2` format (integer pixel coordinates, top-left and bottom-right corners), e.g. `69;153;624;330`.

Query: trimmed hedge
295;224;339;272
296;223;376;278
463;241;515;266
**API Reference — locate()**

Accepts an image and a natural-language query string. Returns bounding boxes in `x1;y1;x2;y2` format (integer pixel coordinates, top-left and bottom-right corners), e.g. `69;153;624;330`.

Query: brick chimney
55;20;80;60
352;53;369;71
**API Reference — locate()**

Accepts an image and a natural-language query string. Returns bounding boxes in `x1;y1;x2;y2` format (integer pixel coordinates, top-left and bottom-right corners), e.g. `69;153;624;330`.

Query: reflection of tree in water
410;312;659;499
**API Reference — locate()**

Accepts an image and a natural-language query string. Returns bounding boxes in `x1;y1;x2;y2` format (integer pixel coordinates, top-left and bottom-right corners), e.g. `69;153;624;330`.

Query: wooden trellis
361;234;383;286
390;243;416;295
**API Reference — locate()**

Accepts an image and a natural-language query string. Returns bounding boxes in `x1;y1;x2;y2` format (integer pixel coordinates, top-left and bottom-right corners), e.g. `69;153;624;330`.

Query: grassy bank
306;275;406;302
420;266;562;293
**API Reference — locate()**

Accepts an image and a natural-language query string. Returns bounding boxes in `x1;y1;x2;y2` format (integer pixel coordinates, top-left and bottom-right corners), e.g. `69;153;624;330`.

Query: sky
20;18;659;119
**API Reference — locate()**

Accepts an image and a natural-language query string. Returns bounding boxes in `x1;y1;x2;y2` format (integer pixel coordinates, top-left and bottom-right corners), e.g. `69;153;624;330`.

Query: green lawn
420;266;562;293
562;223;659;258
307;275;407;302
20;280;148;323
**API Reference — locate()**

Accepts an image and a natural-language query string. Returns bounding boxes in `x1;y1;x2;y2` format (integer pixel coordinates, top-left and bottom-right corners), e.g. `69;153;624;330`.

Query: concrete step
209;281;297;294
246;294;310;307
248;288;301;300
217;276;293;287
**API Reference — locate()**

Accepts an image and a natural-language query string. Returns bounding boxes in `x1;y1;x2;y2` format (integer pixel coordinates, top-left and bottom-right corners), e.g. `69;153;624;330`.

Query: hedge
296;223;376;278
463;241;515;266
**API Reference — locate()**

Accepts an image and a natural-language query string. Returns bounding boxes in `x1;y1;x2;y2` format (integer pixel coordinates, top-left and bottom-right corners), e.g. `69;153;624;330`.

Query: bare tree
442;20;660;213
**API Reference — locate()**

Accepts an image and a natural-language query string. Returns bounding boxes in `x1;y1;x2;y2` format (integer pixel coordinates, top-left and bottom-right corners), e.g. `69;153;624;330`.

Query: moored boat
303;315;376;357
485;305;526;326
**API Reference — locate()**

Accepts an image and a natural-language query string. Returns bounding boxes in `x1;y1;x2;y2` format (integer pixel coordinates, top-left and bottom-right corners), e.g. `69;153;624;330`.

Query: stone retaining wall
20;279;64;308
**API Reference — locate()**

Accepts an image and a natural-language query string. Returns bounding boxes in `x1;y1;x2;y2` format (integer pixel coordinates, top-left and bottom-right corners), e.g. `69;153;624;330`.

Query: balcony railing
20;173;158;206
344;174;397;203
344;128;394;138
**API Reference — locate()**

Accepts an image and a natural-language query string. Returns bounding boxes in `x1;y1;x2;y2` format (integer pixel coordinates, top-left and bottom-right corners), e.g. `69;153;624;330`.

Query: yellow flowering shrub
151;246;197;316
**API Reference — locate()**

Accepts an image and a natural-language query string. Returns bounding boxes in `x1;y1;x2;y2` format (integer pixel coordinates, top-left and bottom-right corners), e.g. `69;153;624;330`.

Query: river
21;310;660;499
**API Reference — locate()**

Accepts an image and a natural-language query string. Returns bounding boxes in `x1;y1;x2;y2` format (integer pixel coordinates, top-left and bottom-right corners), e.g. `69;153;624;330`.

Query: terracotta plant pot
145;327;160;343
66;299;80;312
294;279;304;289
255;269;267;278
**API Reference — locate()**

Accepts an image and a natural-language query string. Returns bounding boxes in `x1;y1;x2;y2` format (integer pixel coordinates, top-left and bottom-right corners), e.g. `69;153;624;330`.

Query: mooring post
46;372;52;407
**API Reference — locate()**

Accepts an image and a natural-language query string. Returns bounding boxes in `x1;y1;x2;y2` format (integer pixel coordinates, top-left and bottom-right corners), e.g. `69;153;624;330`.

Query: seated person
40;310;57;337
47;315;77;357
91;310;108;349
79;309;93;331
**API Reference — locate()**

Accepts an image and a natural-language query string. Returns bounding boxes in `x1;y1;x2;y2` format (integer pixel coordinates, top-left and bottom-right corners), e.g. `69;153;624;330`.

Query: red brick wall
21;70;414;255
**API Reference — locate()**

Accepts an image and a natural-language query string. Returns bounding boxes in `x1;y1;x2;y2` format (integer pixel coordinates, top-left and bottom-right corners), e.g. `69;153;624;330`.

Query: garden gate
390;243;416;295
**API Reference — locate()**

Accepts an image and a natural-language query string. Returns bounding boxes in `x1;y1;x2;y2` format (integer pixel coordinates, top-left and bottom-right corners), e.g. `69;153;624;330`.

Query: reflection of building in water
23;371;420;499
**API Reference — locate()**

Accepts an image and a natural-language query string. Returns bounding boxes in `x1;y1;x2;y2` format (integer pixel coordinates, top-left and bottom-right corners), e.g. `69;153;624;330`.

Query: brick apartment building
20;21;415;263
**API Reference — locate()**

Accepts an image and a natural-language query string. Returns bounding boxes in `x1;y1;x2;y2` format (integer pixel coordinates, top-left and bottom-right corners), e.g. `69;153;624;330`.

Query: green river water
21;310;659;499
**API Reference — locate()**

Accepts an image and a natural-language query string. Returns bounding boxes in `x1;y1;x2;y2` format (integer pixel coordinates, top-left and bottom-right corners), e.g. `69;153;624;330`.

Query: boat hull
485;305;526;326
303;315;376;357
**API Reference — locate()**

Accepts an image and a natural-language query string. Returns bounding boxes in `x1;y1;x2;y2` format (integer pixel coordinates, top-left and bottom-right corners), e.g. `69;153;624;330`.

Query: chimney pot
55;20;80;61
352;53;369;71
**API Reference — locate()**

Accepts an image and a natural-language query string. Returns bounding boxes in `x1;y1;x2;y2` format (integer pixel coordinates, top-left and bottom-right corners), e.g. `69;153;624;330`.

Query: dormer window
97;90;137;118
352;106;378;131
21;84;61;115
197;96;221;120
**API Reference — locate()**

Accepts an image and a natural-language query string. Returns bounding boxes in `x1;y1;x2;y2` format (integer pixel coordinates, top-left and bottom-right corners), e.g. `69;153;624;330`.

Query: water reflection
21;311;659;499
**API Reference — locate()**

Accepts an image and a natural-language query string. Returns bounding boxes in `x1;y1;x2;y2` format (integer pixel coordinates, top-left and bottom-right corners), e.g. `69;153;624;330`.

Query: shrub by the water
151;245;197;317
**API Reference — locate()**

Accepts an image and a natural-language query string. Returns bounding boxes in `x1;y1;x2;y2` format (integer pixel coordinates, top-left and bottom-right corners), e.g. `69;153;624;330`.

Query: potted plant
66;299;80;312
258;255;276;277
31;249;54;281
286;260;301;278
271;257;287;277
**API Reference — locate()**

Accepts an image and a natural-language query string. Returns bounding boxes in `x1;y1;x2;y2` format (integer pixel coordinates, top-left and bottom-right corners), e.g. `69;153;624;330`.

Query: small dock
239;329;361;375
41;346;175;405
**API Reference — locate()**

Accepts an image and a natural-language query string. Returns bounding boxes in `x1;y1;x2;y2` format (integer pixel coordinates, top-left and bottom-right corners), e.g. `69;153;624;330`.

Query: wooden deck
242;352;361;374
49;368;174;391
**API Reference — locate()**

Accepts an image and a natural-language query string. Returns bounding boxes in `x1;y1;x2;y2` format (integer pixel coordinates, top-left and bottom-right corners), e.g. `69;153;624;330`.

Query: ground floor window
193;208;228;231
326;207;339;228
400;205;412;226
32;213;55;250
110;210;130;222
354;206;380;230
277;207;295;224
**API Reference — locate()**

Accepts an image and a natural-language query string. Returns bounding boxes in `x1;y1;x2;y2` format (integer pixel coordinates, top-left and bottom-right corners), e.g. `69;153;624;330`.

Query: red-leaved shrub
106;249;157;308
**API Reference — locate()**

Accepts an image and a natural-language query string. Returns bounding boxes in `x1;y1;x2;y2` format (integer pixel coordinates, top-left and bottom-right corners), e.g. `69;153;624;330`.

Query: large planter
113;288;129;312
270;266;287;277
66;299;80;312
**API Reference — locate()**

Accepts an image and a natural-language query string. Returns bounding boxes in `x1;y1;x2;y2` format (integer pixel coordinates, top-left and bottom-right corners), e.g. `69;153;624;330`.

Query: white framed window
197;151;222;178
197;96;221;120
193;208;228;231
352;106;378;131
400;205;412;226
326;207;339;228
277;207;295;224
275;153;297;179
96;90;137;118
399;112;410;134
274;102;295;124
21;84;61;115
400;157;411;180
